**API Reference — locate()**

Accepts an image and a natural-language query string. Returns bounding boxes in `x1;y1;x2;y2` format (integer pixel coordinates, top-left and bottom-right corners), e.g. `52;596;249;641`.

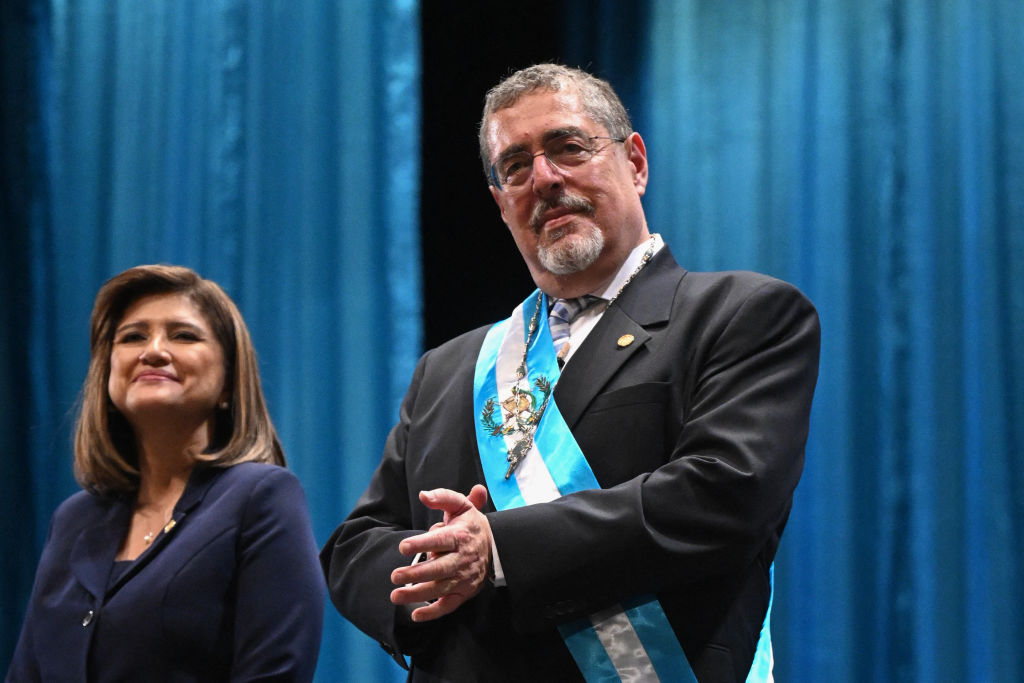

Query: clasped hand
390;484;492;622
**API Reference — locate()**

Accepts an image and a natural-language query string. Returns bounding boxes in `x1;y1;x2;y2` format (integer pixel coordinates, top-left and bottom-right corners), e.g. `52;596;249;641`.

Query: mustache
529;193;595;232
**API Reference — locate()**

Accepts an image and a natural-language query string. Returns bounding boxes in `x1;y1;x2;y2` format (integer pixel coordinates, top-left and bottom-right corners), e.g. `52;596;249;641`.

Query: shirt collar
591;233;665;300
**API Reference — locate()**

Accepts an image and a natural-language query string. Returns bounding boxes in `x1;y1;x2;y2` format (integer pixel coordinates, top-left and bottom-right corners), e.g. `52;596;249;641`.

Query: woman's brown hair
74;264;285;494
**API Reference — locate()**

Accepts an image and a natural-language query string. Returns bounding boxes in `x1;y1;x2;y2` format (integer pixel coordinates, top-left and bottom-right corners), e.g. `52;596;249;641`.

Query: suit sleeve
5;617;40;683
488;278;821;626
4;515;56;683
319;352;438;667
230;468;325;682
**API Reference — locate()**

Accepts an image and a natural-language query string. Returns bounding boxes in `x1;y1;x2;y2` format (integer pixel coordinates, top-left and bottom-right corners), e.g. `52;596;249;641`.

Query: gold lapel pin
617;334;635;348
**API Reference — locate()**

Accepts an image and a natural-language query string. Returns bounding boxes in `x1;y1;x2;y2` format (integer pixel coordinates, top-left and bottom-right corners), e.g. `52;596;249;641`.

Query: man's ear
625;132;649;196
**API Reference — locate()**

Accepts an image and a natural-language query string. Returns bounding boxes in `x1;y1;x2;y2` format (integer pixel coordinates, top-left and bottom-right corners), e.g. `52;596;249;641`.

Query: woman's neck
132;417;212;504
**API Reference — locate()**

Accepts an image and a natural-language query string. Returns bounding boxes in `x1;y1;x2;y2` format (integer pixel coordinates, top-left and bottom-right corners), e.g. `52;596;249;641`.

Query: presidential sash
473;289;776;682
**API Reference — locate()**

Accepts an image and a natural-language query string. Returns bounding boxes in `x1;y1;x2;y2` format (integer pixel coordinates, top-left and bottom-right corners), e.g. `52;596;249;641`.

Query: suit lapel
554;308;649;429
106;466;223;595
553;246;686;429
69;498;132;601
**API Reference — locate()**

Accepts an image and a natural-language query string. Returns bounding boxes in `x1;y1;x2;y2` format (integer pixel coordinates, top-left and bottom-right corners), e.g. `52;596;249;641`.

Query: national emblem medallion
479;375;552;478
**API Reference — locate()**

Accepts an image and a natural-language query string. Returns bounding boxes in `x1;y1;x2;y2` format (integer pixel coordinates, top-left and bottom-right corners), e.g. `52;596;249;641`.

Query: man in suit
320;64;820;682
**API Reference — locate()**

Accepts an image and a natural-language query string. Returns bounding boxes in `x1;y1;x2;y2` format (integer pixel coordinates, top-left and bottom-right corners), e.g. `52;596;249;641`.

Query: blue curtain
570;0;1023;681
1;1;418;680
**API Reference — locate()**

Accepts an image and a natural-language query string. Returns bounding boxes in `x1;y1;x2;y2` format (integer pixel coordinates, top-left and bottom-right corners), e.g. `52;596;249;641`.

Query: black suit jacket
321;248;820;682
8;462;325;682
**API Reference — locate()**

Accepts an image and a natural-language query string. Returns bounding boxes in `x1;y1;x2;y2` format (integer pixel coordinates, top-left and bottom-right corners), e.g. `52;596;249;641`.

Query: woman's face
107;292;227;427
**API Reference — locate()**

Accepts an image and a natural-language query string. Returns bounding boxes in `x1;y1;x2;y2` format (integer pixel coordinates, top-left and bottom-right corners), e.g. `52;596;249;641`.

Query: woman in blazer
7;265;324;682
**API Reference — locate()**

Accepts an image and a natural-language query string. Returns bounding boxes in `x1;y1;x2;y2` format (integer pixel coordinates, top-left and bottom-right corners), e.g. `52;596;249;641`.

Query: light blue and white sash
473;289;775;682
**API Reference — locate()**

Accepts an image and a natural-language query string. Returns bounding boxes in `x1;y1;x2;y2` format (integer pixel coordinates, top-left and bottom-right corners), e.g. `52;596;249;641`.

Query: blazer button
81;610;94;627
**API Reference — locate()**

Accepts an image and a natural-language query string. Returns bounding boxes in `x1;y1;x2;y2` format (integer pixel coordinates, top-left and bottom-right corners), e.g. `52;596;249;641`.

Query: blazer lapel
69;498;132;601
106;466;222;594
554;308;649;429
554;246;686;429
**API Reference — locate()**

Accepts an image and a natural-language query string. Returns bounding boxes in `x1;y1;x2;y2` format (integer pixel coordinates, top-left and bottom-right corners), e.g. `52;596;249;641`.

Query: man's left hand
390;485;492;622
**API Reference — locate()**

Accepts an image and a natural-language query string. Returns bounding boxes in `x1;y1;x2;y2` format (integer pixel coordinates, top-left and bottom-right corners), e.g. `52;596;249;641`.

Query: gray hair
478;64;633;184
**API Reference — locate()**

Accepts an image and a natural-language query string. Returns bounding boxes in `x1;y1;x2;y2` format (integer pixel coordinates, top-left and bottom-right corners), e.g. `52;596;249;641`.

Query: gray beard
538;225;604;275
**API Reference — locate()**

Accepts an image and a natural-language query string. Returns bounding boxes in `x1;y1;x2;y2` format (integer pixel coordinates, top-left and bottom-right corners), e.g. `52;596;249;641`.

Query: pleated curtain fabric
0;2;421;681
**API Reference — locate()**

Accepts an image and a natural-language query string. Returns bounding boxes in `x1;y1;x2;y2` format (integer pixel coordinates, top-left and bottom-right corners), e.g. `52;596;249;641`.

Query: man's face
486;88;650;298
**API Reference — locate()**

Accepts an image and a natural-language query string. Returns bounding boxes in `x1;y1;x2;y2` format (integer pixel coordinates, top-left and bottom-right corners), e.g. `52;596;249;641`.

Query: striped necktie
549;295;601;364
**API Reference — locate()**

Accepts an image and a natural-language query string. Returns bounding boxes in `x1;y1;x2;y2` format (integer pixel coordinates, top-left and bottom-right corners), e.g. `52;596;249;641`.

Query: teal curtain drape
1;1;417;680
569;0;1023;681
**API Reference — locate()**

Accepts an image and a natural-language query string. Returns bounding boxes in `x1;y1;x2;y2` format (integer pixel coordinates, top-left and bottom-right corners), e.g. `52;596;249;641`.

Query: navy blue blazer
321;247;821;682
7;462;325;682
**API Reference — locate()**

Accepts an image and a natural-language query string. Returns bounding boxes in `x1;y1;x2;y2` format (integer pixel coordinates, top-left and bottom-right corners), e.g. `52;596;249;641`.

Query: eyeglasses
489;134;626;191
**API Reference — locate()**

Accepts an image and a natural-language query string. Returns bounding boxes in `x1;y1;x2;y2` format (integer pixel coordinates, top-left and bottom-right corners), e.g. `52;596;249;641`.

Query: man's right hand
389;485;492;622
